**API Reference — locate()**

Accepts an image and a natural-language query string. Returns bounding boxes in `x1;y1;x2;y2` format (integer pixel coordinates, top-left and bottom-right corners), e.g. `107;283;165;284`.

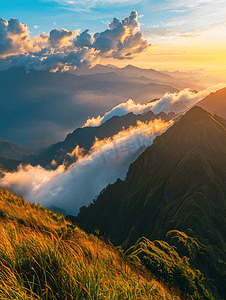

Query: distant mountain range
71;64;202;90
0;64;199;143
0;136;58;162
0;140;32;160
73;106;226;299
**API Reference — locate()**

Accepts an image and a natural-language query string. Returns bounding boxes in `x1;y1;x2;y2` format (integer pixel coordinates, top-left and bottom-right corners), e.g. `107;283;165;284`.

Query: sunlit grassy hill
0;188;179;300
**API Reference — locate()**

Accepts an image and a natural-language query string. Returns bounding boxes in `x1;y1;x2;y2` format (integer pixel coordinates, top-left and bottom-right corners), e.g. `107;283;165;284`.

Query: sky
1;0;226;143
1;0;226;75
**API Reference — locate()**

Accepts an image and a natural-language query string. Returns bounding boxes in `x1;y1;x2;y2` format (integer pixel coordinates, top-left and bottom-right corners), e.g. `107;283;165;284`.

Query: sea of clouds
0;119;172;215
0;83;225;215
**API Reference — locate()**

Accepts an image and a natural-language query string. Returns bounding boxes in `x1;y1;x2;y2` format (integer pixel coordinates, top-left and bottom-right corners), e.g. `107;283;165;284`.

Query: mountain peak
75;106;226;245
72;106;226;298
124;64;140;70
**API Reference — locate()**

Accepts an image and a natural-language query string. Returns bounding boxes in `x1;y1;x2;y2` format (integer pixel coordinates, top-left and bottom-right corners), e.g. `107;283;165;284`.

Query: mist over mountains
1;82;225;214
0;116;173;215
0;65;178;143
1;63;226;298
29;110;176;168
2;7;226;299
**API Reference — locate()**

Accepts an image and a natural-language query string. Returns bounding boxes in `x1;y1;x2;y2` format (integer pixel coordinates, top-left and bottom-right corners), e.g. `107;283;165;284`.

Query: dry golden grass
0;188;180;299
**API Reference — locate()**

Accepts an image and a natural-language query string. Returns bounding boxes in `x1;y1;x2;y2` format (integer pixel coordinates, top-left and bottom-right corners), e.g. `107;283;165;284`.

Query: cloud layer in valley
0;11;150;72
0;119;172;215
83;84;226;127
1;83;225;214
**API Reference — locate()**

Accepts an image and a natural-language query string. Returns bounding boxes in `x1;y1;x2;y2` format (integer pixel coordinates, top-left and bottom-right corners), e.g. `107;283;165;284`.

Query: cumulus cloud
49;28;79;48
0;17;35;57
0;118;172;215
72;11;150;59
83;84;226;127
11;47;97;73
1;11;150;72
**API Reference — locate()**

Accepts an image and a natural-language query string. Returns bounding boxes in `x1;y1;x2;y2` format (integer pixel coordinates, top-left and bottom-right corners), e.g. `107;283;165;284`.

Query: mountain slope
75;107;226;246
0;188;179;300
0;157;26;172
23;135;59;151
197;87;226;119
74;106;226;298
0;140;33;160
29;111;175;167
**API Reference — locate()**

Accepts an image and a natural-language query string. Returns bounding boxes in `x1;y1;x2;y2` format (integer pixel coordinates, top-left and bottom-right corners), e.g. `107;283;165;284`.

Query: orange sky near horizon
100;32;226;83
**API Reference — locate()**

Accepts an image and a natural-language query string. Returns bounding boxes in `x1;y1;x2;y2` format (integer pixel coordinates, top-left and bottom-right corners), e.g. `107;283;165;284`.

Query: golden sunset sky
1;0;226;82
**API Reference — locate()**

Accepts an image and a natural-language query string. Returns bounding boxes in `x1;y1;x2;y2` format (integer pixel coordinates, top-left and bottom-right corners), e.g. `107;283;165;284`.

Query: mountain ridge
29;110;176;168
73;106;226;298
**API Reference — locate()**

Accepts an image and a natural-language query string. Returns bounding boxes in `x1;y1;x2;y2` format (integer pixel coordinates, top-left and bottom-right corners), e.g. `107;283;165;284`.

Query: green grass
126;233;215;300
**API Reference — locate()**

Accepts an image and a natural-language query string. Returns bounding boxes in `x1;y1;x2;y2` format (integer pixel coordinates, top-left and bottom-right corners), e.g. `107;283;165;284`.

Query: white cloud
150;84;226;115
0;18;37;57
0;118;172;215
1;12;150;72
83;99;157;127
83;84;226;127
54;0;143;8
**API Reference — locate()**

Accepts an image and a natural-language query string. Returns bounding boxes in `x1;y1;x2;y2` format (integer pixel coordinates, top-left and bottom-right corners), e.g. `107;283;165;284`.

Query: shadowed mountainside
0;140;32;160
23;135;59;151
0;157;27;172
73;106;226;299
29;110;176;168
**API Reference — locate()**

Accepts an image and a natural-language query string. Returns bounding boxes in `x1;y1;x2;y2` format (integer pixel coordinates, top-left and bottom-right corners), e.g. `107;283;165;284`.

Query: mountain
0;139;33;160
0;66;177;143
73;106;226;299
197;87;226;119
0;187;179;299
0;157;25;172
23;135;59;151
72;64;201;90
0;137;22;146
29;110;176;167
47;205;67;216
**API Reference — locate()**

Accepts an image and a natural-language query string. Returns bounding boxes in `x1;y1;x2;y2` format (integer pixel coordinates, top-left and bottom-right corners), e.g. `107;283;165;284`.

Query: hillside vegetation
74;107;226;299
0;188;179;300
